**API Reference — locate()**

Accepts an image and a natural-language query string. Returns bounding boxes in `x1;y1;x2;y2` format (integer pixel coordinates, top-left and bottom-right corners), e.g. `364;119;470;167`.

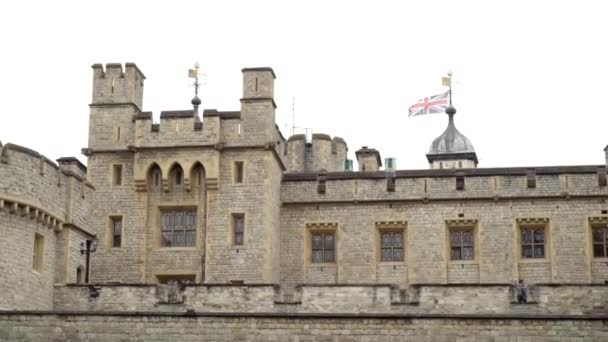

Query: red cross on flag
408;91;449;117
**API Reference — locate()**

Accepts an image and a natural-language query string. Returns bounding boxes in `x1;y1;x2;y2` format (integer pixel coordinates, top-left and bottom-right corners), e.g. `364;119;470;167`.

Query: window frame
306;223;338;265
591;223;608;259
234;161;245;184
446;219;478;263
159;208;197;248
33;233;45;272
311;231;336;263
112;164;123;186
516;218;550;263
232;213;245;246
109;216;123;248
520;226;546;259
376;221;407;264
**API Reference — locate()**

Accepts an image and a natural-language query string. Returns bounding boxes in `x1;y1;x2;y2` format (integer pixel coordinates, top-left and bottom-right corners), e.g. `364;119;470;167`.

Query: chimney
355;146;382;172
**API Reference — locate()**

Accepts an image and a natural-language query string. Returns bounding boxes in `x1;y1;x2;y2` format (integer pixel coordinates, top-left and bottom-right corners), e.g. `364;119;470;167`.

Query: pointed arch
190;162;206;190
147;162;162;190
168;162;184;190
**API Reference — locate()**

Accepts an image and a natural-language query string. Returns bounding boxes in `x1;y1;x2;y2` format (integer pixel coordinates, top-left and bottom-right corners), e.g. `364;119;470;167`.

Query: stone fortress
1;63;608;340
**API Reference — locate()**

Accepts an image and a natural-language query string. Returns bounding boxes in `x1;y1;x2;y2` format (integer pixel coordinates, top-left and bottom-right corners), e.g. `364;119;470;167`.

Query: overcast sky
1;1;607;170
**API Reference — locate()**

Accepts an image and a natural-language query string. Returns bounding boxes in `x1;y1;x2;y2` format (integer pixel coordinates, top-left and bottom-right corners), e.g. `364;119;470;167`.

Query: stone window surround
32;233;45;272
231;213;246;246
589;216;608;259
233;161;245;184
515;217;551;263
375;221;407;264
446;219;478;263
516;218;551;264
107;215;123;249
306;222;338;265
110;163;123;187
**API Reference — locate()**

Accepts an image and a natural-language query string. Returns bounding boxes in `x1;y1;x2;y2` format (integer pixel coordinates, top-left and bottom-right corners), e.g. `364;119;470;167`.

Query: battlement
281;164;608;204
285;133;348;172
91;63;145;110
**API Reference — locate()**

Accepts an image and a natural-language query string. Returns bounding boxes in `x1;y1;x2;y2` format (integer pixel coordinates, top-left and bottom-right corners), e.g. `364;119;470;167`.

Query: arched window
147;163;162;190
168;163;184;190
190;162;205;189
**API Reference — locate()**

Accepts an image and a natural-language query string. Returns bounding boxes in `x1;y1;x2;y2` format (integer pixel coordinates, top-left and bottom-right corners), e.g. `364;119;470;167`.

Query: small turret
285;133;348;173
426;105;478;169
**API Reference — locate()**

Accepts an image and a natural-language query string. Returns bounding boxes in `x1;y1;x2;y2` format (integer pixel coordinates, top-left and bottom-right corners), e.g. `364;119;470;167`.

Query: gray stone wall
3;313;607;342
205;150;282;283
88;152;145;283
0;212;56;310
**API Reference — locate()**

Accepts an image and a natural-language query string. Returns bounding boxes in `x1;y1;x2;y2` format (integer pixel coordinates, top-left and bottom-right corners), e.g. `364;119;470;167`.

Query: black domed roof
428;113;475;155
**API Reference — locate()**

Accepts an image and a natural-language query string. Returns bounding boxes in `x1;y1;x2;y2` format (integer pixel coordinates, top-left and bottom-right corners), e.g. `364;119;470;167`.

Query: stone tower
88;63;145;150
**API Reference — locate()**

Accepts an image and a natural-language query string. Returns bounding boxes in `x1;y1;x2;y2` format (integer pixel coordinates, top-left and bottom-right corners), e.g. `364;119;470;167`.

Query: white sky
1;1;607;170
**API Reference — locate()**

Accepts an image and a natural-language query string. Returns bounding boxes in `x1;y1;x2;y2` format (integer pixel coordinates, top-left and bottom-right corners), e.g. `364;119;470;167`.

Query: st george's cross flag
408;91;449;117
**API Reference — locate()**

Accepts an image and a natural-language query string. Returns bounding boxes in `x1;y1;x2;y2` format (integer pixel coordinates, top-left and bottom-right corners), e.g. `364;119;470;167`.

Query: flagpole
448;71;452;106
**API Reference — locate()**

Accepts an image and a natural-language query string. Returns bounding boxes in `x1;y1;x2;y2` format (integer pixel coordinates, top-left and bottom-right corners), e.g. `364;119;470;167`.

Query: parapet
91;62;145;110
0;143;96;233
57;157;87;179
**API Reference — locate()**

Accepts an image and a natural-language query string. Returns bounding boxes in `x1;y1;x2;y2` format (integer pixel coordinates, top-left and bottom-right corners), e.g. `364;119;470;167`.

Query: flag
408;91;449;117
188;69;198;78
442;77;451;87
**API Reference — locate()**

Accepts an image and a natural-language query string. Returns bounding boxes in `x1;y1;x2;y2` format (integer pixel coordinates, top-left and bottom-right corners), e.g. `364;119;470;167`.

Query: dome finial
188;62;202;118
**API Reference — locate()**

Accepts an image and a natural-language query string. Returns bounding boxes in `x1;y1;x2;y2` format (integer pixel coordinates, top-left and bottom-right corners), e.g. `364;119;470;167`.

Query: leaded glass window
312;232;335;263
592;226;608;258
521;227;545;258
111;217;122;248
161;209;196;247
233;214;245;245
380;231;404;262
450;229;474;260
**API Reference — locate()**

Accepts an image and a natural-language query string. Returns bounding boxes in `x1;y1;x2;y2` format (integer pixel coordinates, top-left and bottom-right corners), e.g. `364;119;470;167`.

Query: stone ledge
2;310;607;320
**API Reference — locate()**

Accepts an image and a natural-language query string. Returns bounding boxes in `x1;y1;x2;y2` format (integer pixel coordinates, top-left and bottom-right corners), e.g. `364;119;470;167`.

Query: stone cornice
306;222;338;229
0;194;64;232
516;217;550;225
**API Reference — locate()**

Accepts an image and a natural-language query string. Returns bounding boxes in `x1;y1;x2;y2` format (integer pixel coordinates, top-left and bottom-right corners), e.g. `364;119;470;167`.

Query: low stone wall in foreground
1;312;607;342
52;283;608;315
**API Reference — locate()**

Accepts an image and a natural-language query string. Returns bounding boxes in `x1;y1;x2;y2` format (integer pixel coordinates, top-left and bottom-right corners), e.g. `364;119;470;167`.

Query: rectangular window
113;164;122;185
234;161;244;183
521;227;545;258
526;169;537;188
311;232;335;263
233;213;245;245
592;226;608;258
456;175;465;191
380;231;404;262
450;229;474;260
111;217;122;248
161;209;196;247
33;233;44;271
